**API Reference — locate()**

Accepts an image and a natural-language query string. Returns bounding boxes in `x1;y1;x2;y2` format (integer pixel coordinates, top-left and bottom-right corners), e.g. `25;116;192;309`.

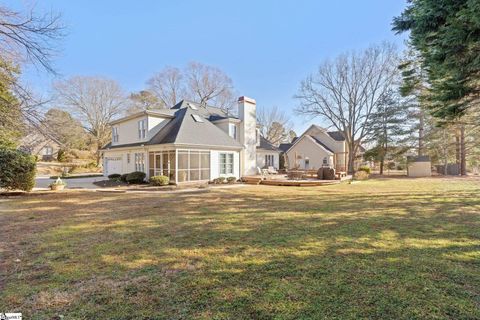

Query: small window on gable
191;114;204;123
138;119;146;139
323;157;328;165
229;123;237;140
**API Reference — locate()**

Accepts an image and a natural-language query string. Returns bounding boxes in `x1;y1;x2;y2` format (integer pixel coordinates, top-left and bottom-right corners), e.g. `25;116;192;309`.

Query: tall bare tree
54;76;126;164
257;106;293;146
147;62;236;114
296;43;399;173
126;90;161;114
147;67;184;108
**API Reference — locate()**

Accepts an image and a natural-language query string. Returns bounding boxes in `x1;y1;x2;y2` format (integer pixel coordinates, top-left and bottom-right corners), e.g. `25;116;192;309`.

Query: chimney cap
238;96;256;105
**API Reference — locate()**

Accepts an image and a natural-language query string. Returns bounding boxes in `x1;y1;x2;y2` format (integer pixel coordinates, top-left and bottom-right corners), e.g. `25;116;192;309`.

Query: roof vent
191;114;204;123
186;102;198;110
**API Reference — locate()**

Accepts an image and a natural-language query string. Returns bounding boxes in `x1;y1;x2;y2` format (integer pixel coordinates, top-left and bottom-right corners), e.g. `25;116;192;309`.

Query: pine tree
365;91;411;174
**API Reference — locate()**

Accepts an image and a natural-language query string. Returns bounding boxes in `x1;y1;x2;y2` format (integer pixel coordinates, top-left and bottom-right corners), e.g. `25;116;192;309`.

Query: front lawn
0;178;479;319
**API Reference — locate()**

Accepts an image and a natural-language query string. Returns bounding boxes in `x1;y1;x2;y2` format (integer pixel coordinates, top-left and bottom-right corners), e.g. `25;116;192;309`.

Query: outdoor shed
407;156;431;177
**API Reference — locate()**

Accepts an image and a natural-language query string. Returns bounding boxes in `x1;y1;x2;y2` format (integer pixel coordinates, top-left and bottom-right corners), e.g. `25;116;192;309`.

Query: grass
0;177;479;319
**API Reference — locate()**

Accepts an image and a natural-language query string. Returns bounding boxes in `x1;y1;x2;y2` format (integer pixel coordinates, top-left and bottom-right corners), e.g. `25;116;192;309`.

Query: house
281;125;363;172
19;130;61;161
101;96;281;183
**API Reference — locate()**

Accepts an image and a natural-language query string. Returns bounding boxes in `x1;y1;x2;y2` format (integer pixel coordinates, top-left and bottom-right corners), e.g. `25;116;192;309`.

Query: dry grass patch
0;177;479;319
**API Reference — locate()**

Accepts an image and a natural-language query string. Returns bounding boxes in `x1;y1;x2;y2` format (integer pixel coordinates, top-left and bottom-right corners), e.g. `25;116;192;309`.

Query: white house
280;125;363;172
101;96;280;183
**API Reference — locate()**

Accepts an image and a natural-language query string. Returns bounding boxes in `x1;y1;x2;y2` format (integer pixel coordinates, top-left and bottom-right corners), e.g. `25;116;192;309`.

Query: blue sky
10;0;407;133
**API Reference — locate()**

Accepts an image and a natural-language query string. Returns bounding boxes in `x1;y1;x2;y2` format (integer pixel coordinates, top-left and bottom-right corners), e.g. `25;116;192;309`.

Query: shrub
387;162;396;170
396;164;405;170
126;171;146;184
212;177;226;184
0;148;37;191
149;175;169;186
354;170;369;180
120;173;129;183
357;166;371;174
226;176;236;184
108;173;121;180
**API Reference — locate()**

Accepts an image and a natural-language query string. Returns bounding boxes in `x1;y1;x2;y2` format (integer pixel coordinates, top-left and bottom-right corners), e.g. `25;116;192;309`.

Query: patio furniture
267;166;278;174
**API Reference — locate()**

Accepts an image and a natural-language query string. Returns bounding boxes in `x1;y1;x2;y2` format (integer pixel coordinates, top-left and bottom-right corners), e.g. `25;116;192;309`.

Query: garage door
105;157;122;175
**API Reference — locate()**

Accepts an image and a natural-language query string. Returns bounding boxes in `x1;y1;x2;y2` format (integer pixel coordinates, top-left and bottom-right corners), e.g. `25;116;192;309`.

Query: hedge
0;148;37;191
126;171;146;184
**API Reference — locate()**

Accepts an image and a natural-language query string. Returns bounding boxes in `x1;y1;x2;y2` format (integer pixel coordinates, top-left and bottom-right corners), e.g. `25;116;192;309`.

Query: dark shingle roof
257;136;279;151
309;135;334;153
102;100;242;150
327;131;345;141
147;107;242;148
278;143;292;153
171;100;238;122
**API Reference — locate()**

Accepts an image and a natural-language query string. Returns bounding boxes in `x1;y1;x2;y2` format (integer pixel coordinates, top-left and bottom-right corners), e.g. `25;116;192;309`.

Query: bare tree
147;67;185;108
126;90;162;114
147;62;236;114
0;4;64;74
185;62;235;113
54;76;126;164
257;106;293;146
296;43;399;173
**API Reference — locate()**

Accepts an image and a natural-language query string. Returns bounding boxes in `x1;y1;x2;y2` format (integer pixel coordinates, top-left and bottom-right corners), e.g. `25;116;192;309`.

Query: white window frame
138;119;146;139
134;153;145;172
229;123;237;140
112;127;119;143
219;152;234;175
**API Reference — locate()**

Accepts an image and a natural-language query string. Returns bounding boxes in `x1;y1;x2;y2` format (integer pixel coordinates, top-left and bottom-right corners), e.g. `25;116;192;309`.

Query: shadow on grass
0;180;479;319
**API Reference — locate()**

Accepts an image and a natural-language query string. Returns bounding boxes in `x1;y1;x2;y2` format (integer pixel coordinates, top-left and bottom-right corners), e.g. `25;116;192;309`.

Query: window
265;154;274;167
134;153;145;172
323;157;328;165
127;153;130;164
191;114;204;123
43;146;53;155
112;127;119;143
138;119;146;139
305;158;310;169
219;153;234;175
229;123;237;140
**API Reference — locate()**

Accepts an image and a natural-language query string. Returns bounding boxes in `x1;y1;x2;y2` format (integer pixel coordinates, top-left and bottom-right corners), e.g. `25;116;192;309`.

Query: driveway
35;176;106;190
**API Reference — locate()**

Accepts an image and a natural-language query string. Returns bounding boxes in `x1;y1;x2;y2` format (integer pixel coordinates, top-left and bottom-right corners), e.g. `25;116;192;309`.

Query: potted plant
49;177;66;191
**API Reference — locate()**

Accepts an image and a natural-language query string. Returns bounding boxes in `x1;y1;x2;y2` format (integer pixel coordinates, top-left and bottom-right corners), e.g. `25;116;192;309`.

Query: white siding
286;137;334;170
112;115;169;146
102;148;146;176
256;150;280;169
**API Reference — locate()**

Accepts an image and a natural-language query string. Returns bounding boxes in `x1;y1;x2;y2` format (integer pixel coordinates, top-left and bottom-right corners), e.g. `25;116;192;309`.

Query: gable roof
327;131;345;141
257;136;280;152
308;135;335;153
102;101;242;150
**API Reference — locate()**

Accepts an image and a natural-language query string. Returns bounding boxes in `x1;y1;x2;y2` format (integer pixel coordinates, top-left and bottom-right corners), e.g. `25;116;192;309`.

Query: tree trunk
379;156;384;175
455;128;460;166
418;110;424;156
460;125;466;175
347;141;355;175
443;129;448;175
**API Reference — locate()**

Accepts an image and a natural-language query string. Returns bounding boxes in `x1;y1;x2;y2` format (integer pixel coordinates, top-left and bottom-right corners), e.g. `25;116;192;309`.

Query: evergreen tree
0;59;23;149
365;91;411;174
393;0;480;119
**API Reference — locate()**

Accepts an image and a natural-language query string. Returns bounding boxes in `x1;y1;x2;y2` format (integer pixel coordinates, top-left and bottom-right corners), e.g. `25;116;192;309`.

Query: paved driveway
35;176;105;190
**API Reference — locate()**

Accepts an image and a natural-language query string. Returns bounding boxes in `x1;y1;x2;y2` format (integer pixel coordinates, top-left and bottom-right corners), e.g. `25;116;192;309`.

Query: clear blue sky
10;0;407;133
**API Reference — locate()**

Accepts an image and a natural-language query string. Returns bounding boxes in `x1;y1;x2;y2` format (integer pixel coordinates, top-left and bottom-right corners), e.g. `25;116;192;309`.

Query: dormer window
229;123;237;140
112;127;119;143
138;119;146;139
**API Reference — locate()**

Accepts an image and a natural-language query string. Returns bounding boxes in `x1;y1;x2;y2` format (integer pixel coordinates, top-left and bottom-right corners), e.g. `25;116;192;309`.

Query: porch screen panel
178;151;189;182
190;151;200;181
169;151;176;182
200;152;210;180
149;153;155;177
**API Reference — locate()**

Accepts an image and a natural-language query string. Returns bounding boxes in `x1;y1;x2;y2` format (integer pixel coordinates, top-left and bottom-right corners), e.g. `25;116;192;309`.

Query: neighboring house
101;96;280;183
19;131;61;161
281;125;363;172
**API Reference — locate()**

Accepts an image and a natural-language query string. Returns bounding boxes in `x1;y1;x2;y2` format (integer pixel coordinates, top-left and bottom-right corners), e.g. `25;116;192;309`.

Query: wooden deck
260;179;339;186
242;175;340;187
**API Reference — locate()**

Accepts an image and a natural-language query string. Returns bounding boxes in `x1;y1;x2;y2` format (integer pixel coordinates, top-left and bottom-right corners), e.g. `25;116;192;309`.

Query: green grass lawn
0;177;479;319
